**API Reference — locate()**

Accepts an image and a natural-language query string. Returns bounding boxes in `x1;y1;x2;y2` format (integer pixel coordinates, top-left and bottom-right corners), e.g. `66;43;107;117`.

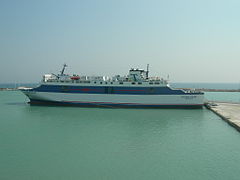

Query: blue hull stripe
32;85;204;95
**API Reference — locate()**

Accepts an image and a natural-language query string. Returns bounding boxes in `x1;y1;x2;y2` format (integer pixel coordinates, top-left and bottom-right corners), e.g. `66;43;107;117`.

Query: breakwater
205;102;240;131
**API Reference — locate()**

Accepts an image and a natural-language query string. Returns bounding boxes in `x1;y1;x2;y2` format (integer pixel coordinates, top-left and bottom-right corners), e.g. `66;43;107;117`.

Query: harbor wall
205;102;240;132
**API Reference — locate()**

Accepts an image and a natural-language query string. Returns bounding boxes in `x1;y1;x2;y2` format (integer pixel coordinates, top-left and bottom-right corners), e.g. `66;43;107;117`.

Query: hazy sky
0;0;240;83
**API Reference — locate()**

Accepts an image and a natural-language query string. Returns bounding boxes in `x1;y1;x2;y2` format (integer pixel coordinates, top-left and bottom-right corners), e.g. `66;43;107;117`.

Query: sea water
1;90;240;180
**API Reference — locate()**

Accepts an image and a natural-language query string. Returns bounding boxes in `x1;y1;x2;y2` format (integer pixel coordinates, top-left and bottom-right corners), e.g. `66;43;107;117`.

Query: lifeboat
70;76;80;80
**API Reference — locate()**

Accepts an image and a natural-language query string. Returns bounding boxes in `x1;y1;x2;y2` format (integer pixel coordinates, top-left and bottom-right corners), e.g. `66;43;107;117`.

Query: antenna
60;63;67;75
146;64;149;79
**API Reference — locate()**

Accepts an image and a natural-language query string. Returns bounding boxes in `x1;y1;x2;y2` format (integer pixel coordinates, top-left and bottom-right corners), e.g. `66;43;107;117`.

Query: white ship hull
21;90;204;108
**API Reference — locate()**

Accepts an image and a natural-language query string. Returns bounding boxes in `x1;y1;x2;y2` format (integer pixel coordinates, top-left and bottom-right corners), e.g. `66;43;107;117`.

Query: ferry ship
19;64;204;108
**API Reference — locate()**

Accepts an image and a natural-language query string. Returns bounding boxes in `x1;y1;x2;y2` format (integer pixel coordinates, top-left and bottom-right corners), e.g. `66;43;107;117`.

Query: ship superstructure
19;64;204;108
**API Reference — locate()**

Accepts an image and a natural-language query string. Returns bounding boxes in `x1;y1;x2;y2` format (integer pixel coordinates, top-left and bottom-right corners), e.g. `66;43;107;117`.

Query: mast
60;63;67;75
146;64;149;79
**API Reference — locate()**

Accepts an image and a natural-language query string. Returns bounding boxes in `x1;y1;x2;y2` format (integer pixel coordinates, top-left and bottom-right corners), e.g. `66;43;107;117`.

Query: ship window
138;82;142;84
105;82;108;84
149;82;153;85
111;82;113;84
105;87;114;94
149;87;155;93
100;82;103;84
132;82;136;84
119;82;123;84
94;82;96;84
155;82;160;84
61;86;69;92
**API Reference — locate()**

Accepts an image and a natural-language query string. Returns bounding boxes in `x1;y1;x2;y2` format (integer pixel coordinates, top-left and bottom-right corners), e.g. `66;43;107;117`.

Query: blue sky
0;0;240;83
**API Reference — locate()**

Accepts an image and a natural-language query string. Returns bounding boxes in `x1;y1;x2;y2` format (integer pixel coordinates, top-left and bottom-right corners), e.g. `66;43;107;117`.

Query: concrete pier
205;102;240;131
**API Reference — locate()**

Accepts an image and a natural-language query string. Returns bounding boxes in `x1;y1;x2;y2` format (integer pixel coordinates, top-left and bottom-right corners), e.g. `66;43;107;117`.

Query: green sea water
1;91;240;180
205;92;240;103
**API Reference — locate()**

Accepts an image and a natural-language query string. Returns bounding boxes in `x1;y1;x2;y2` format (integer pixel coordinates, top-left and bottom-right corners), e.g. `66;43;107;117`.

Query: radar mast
60;63;67;75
